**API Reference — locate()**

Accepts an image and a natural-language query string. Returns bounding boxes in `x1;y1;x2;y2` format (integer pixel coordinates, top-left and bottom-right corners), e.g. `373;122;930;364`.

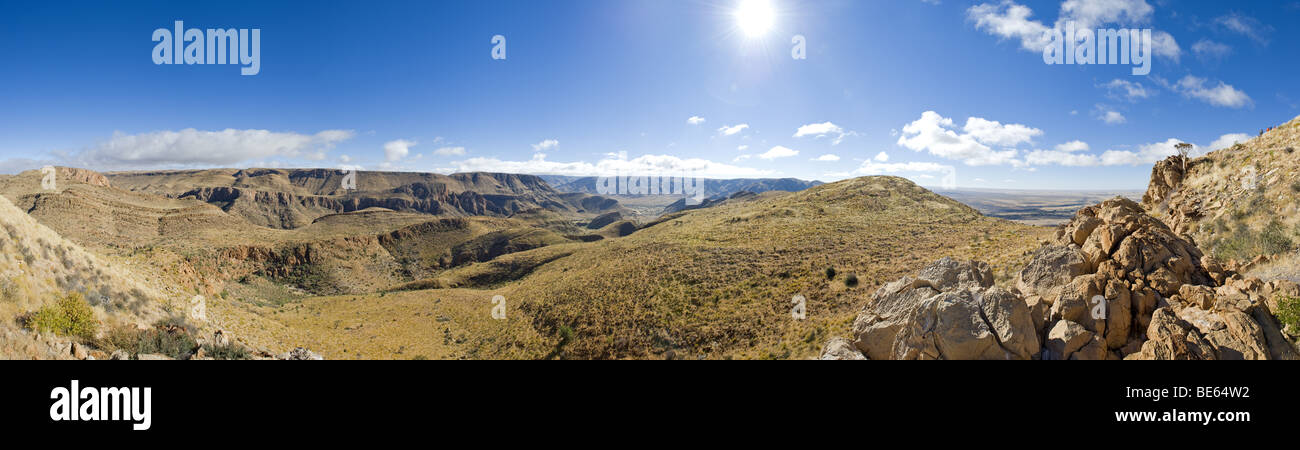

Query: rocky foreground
822;197;1298;360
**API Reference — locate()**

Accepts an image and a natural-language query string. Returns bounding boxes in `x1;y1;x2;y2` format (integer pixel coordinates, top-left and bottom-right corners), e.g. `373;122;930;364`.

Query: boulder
850;258;1037;360
1044;320;1092;360
1017;245;1087;299
819;337;866;360
1125;308;1217;360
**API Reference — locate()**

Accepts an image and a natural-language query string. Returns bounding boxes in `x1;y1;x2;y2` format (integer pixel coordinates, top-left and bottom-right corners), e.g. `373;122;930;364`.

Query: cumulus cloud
718;124;750;136
1165;75;1252;108
70;128;354;169
687;116;706;125
1102;79;1150;101
793;121;857;145
961;117;1042;147
874;151;890;162
811;154;840;162
1055;140;1090;152
895;111;1022;166
968;0;1181;61
1209;133;1249;151
1025;138;1188;167
384;139;417;162
1096;108;1127;125
451;152;772;178
531;139;559;152
433;146;467;156
758;146;799;160
737;145;749;151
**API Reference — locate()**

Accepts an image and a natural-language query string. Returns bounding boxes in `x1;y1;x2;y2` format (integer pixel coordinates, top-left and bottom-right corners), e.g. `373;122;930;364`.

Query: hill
271;176;1049;359
1142;115;1300;278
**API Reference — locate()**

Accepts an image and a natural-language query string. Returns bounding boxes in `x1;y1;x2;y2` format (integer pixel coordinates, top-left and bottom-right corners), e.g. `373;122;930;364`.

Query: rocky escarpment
107;169;627;229
1141;118;1300;268
823;197;1299;360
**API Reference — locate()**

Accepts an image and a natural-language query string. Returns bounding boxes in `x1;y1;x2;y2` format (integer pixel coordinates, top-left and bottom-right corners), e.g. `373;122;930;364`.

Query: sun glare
735;0;775;38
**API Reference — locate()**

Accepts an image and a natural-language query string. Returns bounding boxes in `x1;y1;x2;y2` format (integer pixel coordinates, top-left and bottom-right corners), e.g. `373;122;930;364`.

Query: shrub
1212;220;1295;260
201;342;250;360
825;267;836;280
844;273;859;288
135;326;198;359
1277;296;1300;333
26;292;98;340
96;317;200;359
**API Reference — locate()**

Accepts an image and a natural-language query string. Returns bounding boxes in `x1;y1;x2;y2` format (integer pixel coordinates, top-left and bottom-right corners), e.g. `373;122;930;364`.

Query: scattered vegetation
1211;220;1294;261
1276;296;1300;334
24;292;97;340
96;317;200;359
201;342;251;360
825;267;837;280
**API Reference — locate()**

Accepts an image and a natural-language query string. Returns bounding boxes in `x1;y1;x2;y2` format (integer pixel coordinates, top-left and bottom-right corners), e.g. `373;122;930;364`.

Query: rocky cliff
825;197;1299;360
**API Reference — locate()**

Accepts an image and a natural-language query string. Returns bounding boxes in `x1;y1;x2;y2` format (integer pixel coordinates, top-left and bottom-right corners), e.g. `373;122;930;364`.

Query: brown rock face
1141;155;1185;211
849;257;1040;360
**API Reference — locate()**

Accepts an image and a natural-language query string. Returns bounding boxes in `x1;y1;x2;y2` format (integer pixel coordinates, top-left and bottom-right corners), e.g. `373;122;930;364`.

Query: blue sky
1;0;1296;190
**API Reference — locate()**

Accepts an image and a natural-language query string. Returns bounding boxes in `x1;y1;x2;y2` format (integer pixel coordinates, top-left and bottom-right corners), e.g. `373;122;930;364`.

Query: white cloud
452;152;773;178
1024;137;1229;168
874;151;890;162
812;154;840;162
1055;140;1090;152
532;139;559;152
1209;133;1249;151
961;117;1042;147
1098;109;1126;125
1024;149;1100;167
1191;39;1232;61
737;145;749;151
758;146;799;160
71;128;354;169
733;154;753;162
1102;79;1150;101
433;146;467;156
1166;75;1252;108
687;116;706;125
1100;138;1193;166
895;111;1021;166
968;0;1180;61
338;154;352;163
384;139;417;162
718;124;750;136
1215;13;1272;45
793;121;857;145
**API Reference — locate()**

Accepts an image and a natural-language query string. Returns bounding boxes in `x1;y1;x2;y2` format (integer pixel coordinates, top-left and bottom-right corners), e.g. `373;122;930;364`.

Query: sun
734;0;776;38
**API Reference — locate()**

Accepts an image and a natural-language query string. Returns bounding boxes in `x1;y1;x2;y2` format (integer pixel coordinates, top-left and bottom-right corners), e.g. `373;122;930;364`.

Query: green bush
825;267;836;280
1212;220;1294;261
844;273;860;288
95;317;201;359
1277;296;1300;333
26;292;98;340
201;343;250;360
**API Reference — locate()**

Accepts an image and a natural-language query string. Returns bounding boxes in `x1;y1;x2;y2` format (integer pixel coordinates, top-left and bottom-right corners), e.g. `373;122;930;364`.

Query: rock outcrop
824;196;1300;360
843;257;1040;360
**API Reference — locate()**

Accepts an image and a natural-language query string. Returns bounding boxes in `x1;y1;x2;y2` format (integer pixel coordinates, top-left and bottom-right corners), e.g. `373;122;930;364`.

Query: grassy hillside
245;176;1049;359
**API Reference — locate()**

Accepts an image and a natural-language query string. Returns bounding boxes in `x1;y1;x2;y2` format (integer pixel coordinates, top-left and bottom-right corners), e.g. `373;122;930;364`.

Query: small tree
1175;142;1193;173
